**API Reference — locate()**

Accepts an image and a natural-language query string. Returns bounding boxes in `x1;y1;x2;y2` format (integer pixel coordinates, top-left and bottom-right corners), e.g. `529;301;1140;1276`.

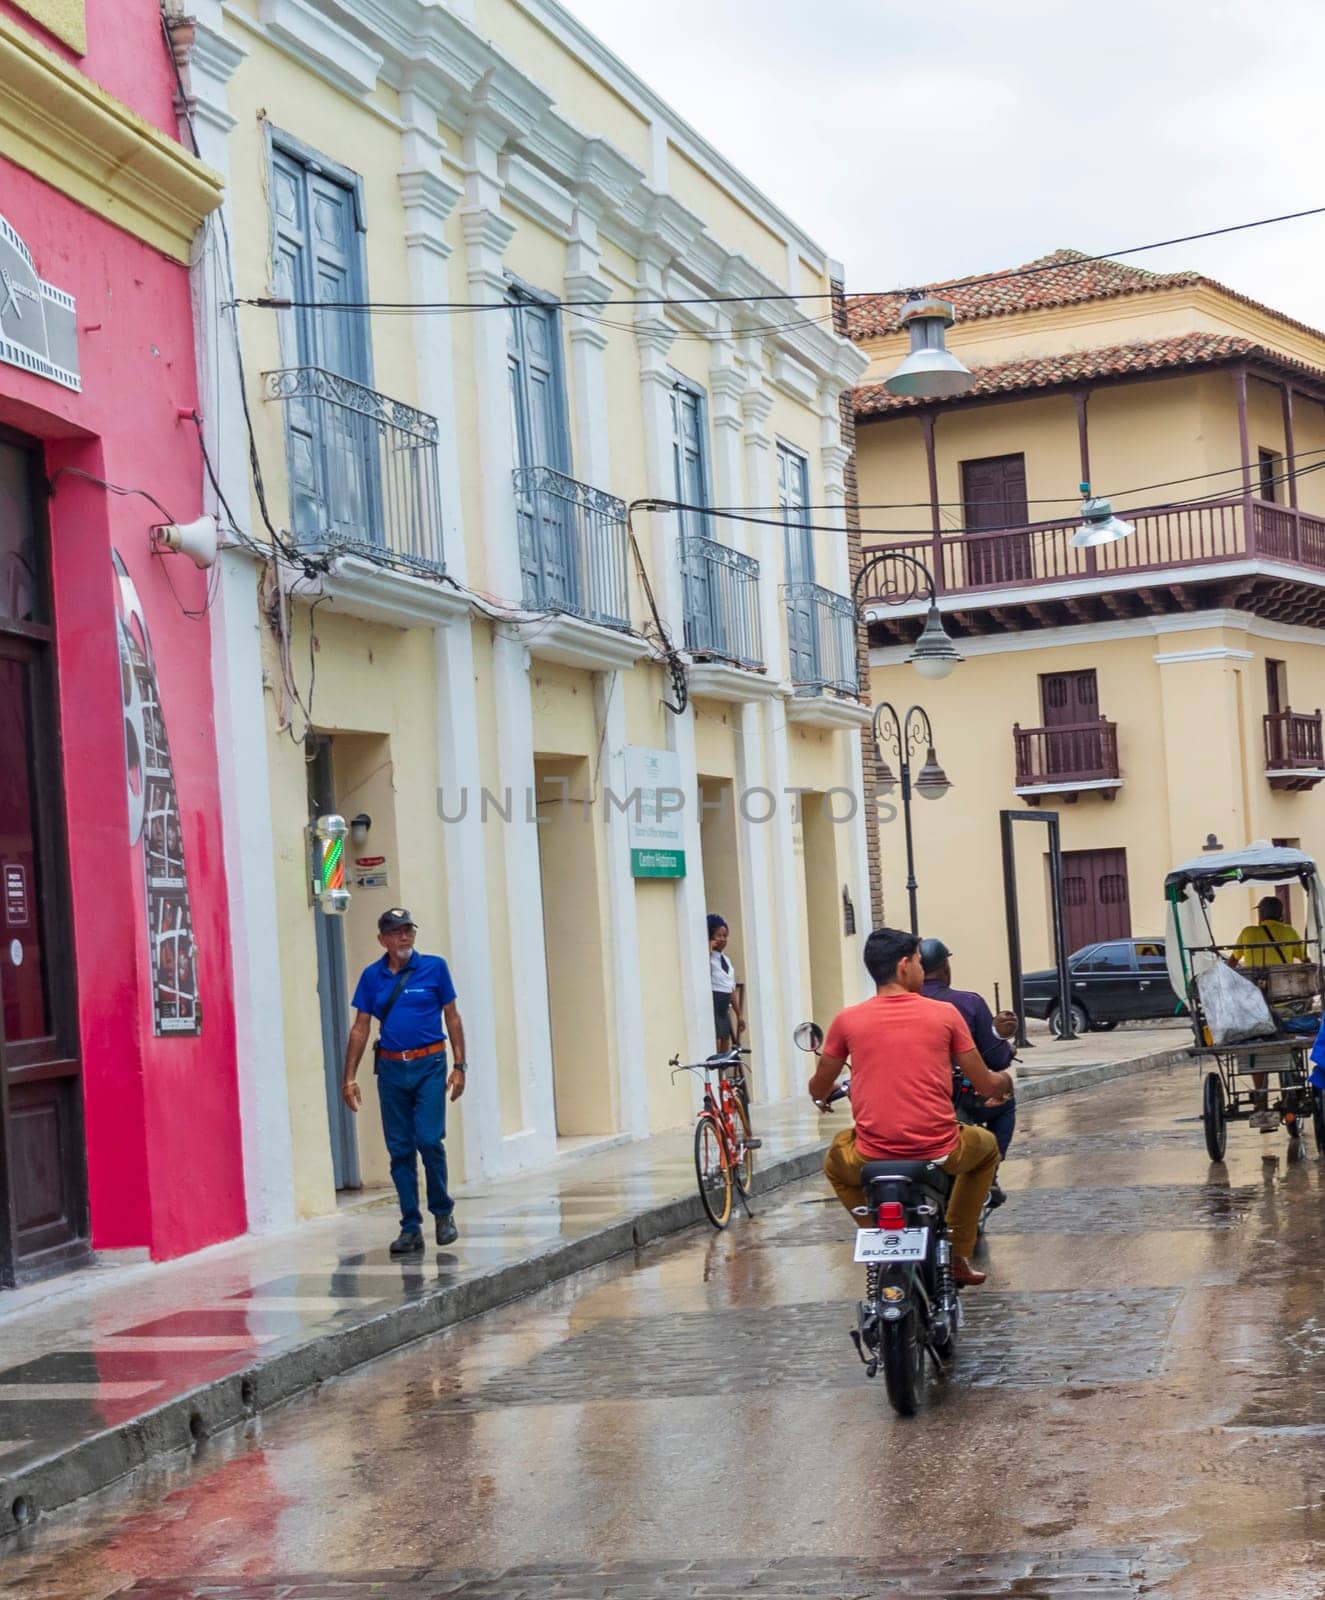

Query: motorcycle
794;1020;963;1417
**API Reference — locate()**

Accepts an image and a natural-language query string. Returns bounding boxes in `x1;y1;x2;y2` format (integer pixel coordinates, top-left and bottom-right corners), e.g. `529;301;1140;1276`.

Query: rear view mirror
793;1020;824;1053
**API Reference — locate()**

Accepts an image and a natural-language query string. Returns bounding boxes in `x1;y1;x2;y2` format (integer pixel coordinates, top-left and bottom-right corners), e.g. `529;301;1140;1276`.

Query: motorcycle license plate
853;1226;929;1263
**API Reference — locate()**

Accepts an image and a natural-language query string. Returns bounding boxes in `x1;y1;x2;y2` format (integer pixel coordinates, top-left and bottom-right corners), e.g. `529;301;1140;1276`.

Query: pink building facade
0;0;245;1281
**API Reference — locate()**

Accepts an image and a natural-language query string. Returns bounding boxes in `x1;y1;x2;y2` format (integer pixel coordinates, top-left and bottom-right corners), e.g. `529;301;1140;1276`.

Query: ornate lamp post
852;549;962;680
872;702;952;936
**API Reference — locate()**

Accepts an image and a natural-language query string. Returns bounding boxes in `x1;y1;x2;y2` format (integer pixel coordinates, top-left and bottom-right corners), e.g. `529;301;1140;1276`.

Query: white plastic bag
1197;961;1277;1045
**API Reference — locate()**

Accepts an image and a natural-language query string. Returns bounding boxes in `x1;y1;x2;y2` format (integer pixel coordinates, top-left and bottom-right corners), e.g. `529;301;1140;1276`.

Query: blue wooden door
509;295;574;609
778;445;816;681
269;144;373;546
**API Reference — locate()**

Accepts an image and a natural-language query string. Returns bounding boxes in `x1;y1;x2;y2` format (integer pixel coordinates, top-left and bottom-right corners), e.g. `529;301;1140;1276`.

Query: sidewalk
0;1022;1190;1537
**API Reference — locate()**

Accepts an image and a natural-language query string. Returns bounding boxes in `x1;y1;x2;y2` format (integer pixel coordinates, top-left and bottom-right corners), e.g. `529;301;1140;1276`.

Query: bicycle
669;1047;760;1228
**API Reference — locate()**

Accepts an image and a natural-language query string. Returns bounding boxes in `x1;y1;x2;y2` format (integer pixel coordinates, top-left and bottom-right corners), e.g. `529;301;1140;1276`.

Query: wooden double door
1060;847;1132;956
0;436;87;1285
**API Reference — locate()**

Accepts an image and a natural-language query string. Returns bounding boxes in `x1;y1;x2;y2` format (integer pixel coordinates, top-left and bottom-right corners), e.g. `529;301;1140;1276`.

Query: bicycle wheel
731;1096;755;1195
694;1115;733;1228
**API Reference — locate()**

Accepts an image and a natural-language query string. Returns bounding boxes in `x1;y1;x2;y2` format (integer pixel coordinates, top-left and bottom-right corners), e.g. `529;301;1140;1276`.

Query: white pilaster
565;200;612;491
634;252;686;635
597;672;649;1135
734;699;782;1095
433;622;501;1175
182;11;296;1232
399;93;467;581
743;390;783;682
668;703;715;1074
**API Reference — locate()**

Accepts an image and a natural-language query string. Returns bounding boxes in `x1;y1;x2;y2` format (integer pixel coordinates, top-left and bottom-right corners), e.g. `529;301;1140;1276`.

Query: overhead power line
233;203;1325;317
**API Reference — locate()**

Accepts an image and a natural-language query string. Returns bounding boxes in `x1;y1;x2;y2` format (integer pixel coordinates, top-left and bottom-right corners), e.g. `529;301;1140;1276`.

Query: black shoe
987;1182;1007;1211
435;1214;458;1247
389;1228;424;1256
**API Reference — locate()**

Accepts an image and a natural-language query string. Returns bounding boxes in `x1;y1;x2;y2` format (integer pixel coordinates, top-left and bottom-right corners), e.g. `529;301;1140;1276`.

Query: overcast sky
559;0;1325;329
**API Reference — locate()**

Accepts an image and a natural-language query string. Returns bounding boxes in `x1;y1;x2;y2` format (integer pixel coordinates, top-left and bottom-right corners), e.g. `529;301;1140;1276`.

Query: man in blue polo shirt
342;908;467;1255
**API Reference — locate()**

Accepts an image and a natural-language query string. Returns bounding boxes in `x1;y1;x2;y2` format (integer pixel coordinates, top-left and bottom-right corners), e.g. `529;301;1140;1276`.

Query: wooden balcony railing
1014;720;1121;795
862;496;1325;599
1264;709;1325;790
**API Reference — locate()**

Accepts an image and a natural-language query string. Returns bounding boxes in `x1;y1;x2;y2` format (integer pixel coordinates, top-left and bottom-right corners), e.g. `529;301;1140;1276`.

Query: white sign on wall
624;746;686;879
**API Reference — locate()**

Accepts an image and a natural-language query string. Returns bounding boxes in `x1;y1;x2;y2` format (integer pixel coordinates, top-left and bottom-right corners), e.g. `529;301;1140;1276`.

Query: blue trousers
376;1054;453;1231
956;1091;1017;1158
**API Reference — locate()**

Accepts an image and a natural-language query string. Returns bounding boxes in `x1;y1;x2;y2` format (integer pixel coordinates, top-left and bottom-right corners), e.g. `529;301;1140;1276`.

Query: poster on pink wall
112;551;201;1035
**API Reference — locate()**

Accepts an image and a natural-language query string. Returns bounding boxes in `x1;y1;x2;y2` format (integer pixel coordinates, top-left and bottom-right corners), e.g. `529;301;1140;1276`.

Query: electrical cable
233;203;1325;317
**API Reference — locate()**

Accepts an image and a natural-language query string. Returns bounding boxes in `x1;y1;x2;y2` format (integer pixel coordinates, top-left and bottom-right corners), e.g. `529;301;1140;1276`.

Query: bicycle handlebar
670;1047;751;1074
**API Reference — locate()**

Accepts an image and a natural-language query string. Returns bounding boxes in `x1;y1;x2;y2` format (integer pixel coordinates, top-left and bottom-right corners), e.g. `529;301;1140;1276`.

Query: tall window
508;290;575;608
777;443;818;682
670;381;711;541
268;134;372;544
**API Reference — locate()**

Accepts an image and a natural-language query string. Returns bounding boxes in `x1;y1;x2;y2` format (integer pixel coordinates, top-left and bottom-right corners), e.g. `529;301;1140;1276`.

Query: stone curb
0;1042;1188;1538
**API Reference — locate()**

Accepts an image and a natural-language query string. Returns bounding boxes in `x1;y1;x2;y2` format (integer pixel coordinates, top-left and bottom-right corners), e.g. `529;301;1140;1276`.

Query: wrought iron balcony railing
862;494;1325;600
680;536;763;669
1264;708;1325;790
265;367;445;572
1014;720;1121;791
512;466;630;630
782;581;858;695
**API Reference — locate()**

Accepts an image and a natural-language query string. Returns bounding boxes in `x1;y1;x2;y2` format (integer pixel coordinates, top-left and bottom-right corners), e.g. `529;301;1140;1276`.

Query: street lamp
1070;481;1134;549
872;701;952;935
853;550;963;680
884;293;975;400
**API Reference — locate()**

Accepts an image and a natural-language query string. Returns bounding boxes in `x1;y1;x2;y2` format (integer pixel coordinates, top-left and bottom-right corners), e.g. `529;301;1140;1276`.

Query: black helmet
918;938;951;974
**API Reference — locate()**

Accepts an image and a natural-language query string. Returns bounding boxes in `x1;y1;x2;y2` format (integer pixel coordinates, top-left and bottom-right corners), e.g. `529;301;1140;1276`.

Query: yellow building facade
852;252;1325;1017
177;0;871;1222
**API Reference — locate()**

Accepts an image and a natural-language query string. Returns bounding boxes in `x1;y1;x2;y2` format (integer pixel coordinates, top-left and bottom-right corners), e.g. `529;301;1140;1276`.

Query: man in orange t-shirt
809;927;1014;1286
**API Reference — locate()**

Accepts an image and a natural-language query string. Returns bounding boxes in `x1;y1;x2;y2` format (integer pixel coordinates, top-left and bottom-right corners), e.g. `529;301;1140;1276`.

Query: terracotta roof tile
853;331;1325;418
846;249;1198;339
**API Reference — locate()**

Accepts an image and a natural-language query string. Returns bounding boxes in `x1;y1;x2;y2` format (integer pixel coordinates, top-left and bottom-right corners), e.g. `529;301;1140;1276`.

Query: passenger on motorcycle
809;928;1014;1287
919;938;1018;1210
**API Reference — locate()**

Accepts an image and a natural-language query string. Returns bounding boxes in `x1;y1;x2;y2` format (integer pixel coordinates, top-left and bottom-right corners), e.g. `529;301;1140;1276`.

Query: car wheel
1048;1002;1089;1039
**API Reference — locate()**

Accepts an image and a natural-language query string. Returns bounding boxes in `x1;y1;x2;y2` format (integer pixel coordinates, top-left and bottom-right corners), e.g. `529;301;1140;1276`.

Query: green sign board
631;847;685;879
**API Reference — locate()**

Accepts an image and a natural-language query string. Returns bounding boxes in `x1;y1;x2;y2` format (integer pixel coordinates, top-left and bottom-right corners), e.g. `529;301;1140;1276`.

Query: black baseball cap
918;938;952;973
377;908;416;932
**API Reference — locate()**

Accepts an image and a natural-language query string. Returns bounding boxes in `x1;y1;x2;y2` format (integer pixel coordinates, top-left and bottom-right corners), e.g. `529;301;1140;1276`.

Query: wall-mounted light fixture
151;514;218;569
350;813;372;847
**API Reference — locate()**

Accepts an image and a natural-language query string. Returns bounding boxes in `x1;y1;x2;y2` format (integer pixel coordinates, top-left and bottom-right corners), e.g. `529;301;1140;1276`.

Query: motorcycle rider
810;927;1014;1288
920;937;1018;1209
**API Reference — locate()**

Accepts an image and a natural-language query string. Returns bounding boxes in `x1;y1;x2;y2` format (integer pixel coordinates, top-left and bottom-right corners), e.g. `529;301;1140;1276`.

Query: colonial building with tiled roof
850;248;1325;1003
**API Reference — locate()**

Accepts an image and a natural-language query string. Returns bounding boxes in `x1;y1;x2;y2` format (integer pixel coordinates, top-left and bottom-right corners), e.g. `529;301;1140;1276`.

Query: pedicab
1164;842;1325;1160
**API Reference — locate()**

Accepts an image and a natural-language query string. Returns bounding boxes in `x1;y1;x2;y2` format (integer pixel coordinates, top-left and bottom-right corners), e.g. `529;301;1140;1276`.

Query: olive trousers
823;1123;1000;1258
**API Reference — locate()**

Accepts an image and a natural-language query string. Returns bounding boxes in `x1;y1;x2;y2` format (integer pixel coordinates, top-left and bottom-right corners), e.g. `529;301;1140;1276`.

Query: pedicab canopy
1164;842;1323;1002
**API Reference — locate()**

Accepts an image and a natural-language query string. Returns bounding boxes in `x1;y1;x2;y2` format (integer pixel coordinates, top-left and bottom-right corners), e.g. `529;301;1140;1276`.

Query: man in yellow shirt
1230;896;1305;968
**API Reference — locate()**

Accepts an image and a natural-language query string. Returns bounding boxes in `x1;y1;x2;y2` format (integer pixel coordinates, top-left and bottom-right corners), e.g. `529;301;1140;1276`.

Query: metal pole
1046;812;1075;1040
1000;809;1029;1048
901;756;918;934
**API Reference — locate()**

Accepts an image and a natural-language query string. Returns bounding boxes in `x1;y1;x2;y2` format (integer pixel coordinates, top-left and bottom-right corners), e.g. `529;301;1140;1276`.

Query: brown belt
377;1041;446;1063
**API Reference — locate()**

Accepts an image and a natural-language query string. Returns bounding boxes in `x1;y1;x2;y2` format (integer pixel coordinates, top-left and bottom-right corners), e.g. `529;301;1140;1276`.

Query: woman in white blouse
708;913;744;1051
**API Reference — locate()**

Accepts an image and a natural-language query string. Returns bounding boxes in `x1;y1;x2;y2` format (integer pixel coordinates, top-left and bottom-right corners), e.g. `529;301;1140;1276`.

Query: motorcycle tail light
877;1201;905;1229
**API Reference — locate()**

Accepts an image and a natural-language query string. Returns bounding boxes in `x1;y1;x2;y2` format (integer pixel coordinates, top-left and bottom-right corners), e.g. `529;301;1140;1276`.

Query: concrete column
181;11;296;1232
433;622;501;1176
734;700;783;1095
597;671;649;1135
634;273;711;1071
460;119;556;1163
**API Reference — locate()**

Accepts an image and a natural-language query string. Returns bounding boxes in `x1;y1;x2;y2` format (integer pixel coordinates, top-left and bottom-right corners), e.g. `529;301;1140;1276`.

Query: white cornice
868;607;1325;666
1153;646;1255;665
258;0;382;96
785;693;872;730
515;614;650;671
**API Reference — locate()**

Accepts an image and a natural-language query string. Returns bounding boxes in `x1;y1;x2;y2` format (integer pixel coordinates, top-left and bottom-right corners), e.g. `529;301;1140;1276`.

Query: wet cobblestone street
3;1064;1324;1600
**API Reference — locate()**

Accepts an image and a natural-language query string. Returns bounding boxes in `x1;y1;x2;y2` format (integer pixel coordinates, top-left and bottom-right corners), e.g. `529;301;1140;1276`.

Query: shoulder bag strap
373;965;414;1052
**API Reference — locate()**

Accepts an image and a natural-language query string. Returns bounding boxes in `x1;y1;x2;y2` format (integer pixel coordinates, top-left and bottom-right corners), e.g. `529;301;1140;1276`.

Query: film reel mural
113;552;201;1035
